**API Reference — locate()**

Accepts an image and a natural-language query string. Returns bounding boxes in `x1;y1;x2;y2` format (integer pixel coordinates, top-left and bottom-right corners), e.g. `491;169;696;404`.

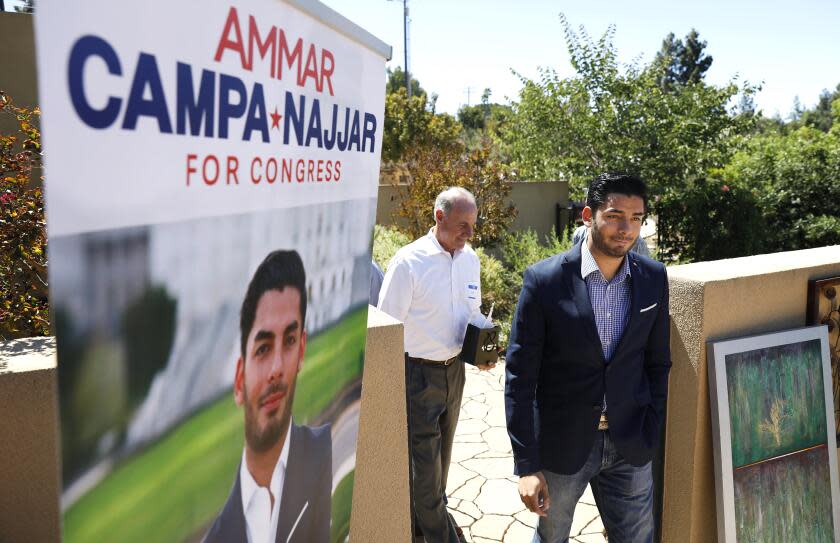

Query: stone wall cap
668;245;840;284
367;305;403;329
0;336;56;374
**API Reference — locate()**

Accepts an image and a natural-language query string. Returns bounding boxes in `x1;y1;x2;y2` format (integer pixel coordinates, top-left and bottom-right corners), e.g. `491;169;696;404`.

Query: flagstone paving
442;361;606;543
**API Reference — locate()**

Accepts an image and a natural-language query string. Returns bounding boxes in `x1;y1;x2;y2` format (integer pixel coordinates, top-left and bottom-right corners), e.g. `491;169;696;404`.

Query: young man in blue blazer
505;173;671;543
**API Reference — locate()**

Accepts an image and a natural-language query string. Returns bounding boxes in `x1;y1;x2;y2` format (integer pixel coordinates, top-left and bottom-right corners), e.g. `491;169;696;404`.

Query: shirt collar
240;424;292;513
580;239;631;284
423;227;465;258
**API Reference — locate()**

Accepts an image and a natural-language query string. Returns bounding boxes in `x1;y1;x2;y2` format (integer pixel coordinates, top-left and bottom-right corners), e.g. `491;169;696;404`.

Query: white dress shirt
378;228;482;361
240;429;291;543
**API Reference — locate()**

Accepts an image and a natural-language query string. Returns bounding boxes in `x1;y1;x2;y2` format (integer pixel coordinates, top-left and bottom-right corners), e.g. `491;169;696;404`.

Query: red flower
721;185;730;192
0;192;17;204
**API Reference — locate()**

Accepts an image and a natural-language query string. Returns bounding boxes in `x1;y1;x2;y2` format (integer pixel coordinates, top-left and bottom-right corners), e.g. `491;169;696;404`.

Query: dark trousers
406;356;465;543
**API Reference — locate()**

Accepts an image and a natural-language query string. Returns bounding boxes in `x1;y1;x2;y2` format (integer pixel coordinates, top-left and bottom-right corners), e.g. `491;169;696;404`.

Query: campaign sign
35;1;388;541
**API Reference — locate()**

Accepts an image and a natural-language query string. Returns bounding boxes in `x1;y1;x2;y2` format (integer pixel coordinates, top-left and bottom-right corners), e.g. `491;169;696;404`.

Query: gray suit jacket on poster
203;423;332;543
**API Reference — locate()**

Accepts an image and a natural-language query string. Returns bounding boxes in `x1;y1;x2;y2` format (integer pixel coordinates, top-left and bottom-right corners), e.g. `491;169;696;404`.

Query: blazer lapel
275;424;308;543
563;244;604;363
613;253;644;358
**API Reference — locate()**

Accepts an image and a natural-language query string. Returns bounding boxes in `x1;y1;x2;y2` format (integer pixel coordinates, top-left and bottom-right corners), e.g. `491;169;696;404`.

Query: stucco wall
662;245;840;543
0;11;39;189
350;306;411;541
0;337;60;543
0;12;37;110
376;180;569;240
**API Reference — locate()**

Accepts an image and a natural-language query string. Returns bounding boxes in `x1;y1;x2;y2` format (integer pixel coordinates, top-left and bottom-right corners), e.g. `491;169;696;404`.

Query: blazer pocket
635;387;652;406
639;302;658;313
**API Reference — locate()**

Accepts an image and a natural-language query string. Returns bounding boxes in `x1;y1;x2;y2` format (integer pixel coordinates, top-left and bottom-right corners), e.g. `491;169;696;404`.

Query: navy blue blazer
204;423;332;543
504;242;671;476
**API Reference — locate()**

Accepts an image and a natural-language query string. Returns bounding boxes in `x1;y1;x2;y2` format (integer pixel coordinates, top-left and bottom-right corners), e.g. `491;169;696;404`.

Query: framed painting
807;276;840;441
708;325;840;543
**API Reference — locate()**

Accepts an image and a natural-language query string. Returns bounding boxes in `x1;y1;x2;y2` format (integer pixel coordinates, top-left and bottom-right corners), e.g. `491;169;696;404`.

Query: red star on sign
270;107;282;129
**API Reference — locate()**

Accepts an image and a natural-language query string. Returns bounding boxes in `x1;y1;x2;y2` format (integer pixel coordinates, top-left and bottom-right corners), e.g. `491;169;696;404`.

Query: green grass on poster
726;339;827;467
330;471;354;543
64;306;368;542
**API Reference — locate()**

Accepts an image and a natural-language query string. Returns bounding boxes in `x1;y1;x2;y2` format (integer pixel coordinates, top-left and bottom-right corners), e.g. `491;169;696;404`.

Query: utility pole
387;0;412;97
403;0;411;98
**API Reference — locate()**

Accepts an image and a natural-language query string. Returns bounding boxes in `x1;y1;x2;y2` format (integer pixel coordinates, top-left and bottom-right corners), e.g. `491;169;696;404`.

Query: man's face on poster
234;287;306;453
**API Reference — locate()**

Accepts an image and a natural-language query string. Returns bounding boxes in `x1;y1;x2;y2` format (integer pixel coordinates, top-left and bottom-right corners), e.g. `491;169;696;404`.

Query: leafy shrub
372;224;411;271
655;180;767;263
0;91;47;339
723;126;840;252
397;139;517;248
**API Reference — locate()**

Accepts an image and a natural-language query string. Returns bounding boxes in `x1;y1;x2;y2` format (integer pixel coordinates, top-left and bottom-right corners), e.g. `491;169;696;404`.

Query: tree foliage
505;16;756;198
386;66;427;100
723;125;840;251
0;91;48;339
656;179;766;263
654;29;713;90
382;86;461;162
396;138;517;247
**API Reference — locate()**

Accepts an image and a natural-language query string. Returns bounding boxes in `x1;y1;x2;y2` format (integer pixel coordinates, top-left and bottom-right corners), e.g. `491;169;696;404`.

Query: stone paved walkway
444;361;606;543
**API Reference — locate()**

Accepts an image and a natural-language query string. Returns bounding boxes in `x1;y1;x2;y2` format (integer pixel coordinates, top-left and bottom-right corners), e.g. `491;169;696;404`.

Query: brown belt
408;355;460;366
597;412;609;431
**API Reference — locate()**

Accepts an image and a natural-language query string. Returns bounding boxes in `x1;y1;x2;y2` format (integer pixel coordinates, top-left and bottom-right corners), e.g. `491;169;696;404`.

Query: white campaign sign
35;0;387;237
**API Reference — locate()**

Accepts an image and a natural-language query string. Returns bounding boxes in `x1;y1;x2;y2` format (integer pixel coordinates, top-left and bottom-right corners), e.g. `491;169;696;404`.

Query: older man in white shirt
378;187;492;542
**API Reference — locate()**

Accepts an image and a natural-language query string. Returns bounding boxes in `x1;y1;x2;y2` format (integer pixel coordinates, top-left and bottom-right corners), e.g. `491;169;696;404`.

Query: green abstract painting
734;445;834;543
725;339;827;467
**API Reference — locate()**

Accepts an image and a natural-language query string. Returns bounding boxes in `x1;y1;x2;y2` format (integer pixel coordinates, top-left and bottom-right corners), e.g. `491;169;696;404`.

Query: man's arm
644;267;671;424
504;267;545;476
376;257;411;322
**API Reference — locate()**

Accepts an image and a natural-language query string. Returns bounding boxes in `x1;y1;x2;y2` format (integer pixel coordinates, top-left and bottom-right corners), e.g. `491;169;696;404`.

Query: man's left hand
476;361;496;371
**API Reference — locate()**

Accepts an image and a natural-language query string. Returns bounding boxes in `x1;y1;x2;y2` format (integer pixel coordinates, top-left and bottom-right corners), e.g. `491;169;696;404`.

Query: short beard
590;221;633;259
243;381;295;453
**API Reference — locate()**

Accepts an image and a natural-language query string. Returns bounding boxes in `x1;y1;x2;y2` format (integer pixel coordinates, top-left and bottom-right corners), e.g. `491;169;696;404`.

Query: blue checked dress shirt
581;242;632;414
580;241;632;362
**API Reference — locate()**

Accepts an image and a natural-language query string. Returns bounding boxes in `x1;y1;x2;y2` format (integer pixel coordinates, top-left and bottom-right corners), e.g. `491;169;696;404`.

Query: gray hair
433;187;476;220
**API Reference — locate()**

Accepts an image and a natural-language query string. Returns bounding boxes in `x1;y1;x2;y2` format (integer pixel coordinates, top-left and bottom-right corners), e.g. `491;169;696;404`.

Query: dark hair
240;250;307;358
585;173;648;213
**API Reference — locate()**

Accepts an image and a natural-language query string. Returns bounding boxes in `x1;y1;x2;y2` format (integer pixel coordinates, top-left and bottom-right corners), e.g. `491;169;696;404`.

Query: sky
320;0;840;118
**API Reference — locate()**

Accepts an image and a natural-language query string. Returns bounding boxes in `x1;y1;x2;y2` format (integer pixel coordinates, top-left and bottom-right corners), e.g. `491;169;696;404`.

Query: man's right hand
518;471;550;517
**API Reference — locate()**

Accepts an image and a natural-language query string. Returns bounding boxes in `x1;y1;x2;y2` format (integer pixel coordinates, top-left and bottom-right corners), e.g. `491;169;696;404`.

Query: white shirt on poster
240;428;291;543
378;228;482;361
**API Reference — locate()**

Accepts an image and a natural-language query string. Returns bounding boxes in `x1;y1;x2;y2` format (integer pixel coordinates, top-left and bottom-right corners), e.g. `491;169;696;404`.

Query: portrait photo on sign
52;201;376;542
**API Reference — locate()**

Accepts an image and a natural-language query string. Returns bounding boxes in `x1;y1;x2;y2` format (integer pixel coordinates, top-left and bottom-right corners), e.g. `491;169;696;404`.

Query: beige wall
377;180;570;240
350;307;411;541
0;337;60;543
0;12;37;109
662;245;840;543
0;11;40;188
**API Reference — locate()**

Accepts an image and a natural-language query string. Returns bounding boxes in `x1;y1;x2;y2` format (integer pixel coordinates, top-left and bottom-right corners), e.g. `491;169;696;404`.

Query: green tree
121;287;177;406
396;138;516;247
504;15;756;198
386;66;427;101
654;29;713;90
0;91;47;339
800;84;840;132
382;87;461;162
723;125;840;251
